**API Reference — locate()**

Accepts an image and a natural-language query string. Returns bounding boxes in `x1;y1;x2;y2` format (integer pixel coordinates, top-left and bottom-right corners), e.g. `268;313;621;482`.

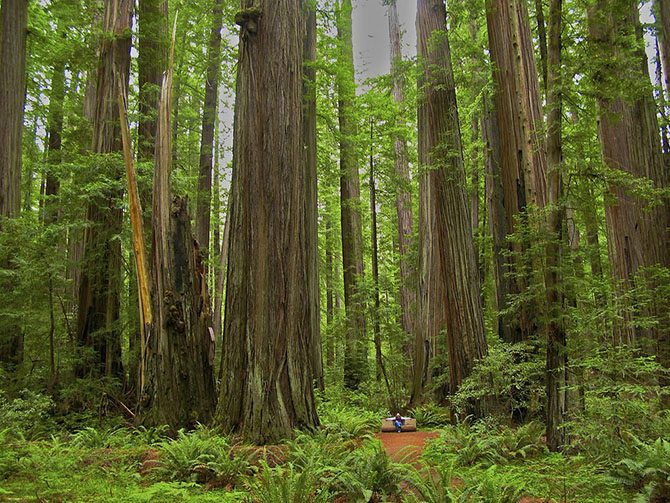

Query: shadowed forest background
0;0;669;501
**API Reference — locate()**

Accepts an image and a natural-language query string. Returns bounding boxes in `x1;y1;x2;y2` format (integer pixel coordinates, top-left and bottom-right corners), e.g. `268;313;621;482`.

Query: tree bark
337;0;368;389
544;0;566;452
196;0;224;267
588;0;670;405
417;0;488;414
138;0;168;161
482;97;511;343
145;23;217;428
75;0;132;378
214;0;319;444
386;0;416;365
0;0;28;373
303;5;323;391
485;0;546;343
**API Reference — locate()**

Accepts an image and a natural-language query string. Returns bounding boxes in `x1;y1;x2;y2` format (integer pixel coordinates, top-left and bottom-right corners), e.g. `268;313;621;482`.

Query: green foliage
423;420;547;469
316;395;380;440
609;437;670;502
451;341;545;420
70;426;135;449
0;389;54;439
404;462;461;503
409;403;451;428
246;461;331;503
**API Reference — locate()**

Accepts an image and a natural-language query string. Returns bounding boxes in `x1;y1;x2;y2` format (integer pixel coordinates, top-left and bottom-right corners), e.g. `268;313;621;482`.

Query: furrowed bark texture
215;0;319;444
0;0;28;371
545;0;567;452
137;0;168;161
387;0;416;361
482;98;511;343
195;0;224;264
146;26;217;428
76;0;132;378
303;5;324;391
417;0;488;412
485;0;546;342
657;0;670;98
588;0;670;403
337;0;368;389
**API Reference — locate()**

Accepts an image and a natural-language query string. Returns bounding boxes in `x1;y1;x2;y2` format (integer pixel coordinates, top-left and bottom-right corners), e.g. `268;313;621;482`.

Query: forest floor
376;430;440;464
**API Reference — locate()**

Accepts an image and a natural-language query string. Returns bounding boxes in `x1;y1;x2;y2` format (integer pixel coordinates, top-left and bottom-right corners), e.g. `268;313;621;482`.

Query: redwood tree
417;0;488;413
337;0;367;389
0;0;28;372
75;0;132;378
215;0;319;444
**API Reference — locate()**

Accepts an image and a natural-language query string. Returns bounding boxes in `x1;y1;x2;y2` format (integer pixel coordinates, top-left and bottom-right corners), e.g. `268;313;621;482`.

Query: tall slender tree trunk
386;0;416;369
369;121;383;382
303;4;324;392
0;0;28;373
76;0;132;378
196;0;224;269
417;0;488;415
482;97;511;343
138;0;168;161
215;0;319;444
337;0;367;389
544;0;566;452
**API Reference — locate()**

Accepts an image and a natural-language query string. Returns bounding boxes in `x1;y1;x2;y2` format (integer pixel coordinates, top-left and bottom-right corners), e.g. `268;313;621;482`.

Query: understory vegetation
1;387;668;502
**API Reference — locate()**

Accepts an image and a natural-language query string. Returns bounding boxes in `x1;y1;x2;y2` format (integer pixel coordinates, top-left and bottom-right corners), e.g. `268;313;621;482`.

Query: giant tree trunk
387;0;416;364
588;0;670;404
76;0;132;378
215;0;319;444
195;0;224;267
417;0;488;414
303;5;324;391
0;0;28;373
485;0;546;343
145;25;217;428
337;0;368;389
544;0;567;451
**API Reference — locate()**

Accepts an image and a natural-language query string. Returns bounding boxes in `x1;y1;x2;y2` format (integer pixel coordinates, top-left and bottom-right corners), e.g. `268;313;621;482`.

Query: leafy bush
346;441;401;501
70;426;134;449
0;389;55;439
404;461;460;503
610;436;670;502
451;341;544;420
460;466;526;503
153;428;230;482
246;461;331;503
410;403;451;428
317;402;378;440
423;420;547;469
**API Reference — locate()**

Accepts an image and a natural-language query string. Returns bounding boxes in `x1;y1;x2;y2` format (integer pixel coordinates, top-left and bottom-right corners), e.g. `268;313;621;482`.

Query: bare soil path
376;430;441;463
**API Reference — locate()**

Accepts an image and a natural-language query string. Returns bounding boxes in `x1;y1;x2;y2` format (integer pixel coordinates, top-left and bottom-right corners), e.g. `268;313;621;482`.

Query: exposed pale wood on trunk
215;0;319;444
118;84;153;403
145;18;217;428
